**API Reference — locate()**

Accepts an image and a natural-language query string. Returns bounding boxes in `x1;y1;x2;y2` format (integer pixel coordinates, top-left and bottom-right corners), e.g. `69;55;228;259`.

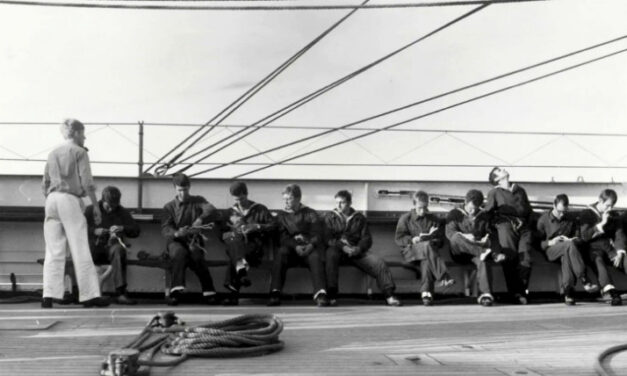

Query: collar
233;201;258;216
587;204;602;219
332;207;356;221
285;203;305;214
549;210;565;222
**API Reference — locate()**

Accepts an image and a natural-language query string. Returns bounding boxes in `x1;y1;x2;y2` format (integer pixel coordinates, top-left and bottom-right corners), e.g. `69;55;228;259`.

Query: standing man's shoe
314;291;330;307
385;296;402;306
166;290;181;306
267;290;281;306
421;292;433;306
478;293;494;307
116;294;137;305
41;297;53;309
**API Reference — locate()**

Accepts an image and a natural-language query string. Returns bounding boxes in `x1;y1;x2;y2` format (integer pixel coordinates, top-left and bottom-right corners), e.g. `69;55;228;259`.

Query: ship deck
1;298;626;376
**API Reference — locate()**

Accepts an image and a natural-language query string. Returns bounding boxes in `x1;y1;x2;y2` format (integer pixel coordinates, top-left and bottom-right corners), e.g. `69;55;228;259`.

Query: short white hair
60;118;84;139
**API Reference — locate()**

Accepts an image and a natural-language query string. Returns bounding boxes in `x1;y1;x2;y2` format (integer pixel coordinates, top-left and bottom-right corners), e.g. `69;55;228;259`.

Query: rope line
230;47;627;178
147;0;368;175
101;312;285;373
180;3;489;174
188;34;627;176
0;0;546;11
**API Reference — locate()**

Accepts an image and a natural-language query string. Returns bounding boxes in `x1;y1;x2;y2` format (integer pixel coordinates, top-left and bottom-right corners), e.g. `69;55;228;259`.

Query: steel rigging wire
145;0;369;175
226;47;627;178
186;34;627;177
0;0;546;11
172;3;489;174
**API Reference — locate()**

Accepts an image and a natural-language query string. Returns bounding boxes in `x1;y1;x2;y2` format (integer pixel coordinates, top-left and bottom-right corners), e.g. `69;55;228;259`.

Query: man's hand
428;226;439;235
411;236;422;245
343;245;359;257
175;226;190;238
93;206;102;226
110;225;123;234
294;234;306;243
94;228;107;236
460;233;475;242
192;218;203;227
295;244;313;256
613;251;625;268
240;223;259;234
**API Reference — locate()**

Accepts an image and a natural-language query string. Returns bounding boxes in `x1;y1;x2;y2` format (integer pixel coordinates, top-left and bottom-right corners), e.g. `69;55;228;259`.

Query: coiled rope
118;312;284;369
595;342;627;376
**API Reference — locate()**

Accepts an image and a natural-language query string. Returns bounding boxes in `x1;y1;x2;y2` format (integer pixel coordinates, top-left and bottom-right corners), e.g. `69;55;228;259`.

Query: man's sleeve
356;220;373;254
122;209;141;238
445;210;461;241
161;205;177;241
536;214;549;251
77;149;96;195
579;210;599;242
42;162;50;197
394;215;412;248
307;211;323;247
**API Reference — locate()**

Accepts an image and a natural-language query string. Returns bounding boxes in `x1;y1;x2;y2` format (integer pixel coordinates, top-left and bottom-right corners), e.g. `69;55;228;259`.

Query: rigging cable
228;46;627;178
146;0;369;175
174;3;489;174
0;0;546;11
188;34;627;176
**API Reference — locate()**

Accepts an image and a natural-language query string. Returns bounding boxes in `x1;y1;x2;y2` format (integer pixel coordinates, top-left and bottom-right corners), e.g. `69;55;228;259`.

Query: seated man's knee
168;242;189;261
109;244;127;259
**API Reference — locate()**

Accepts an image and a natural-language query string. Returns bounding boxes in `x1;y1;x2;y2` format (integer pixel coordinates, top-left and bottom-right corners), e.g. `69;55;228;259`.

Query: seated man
324;190;401;307
446;189;505;307
536;194;598;306
395;190;455;306
161;173;221;306
221;181;276;305
85;186;140;305
269;184;329;307
579;189;626;306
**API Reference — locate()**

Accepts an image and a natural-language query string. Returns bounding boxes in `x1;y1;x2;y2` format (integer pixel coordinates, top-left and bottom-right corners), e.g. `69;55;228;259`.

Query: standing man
85;186;140;305
536;194;598;305
446;189;505;307
222;181;276;305
269;184;329;307
161;173;221;306
484;167;533;305
579;189;626;306
324;190;401;306
41;119;109;308
395;191;455;306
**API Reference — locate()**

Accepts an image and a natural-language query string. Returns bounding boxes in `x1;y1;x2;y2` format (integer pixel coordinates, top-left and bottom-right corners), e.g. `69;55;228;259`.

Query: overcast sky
1;0;626;182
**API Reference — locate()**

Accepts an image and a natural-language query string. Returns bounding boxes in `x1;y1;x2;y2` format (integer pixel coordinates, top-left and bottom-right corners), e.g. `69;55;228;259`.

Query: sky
1;0;626;182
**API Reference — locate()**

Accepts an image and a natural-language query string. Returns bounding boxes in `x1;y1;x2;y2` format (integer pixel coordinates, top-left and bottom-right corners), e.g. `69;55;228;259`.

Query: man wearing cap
85;186;140;305
41;118;109;308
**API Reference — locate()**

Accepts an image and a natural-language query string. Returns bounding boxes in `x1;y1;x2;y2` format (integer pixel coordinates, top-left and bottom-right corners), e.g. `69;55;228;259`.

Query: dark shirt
323;208;373;254
395;209;444;249
484;184;533;225
536;210;578;251
161;195;220;243
275;205;322;248
445;206;491;241
579;205;626;249
223;201;276;243
85;201;140;251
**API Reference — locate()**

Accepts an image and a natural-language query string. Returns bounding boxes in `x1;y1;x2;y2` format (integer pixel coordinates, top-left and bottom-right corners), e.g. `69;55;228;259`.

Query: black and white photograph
1;0;627;375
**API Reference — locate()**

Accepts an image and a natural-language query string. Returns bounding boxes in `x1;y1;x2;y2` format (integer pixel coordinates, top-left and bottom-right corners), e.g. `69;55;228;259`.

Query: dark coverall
484;184;533;296
221;201;276;291
85;201;140;293
271;205;326;294
536;210;588;294
395;210;449;294
579;206;627;290
445;207;497;296
161;195;220;294
324;208;395;299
